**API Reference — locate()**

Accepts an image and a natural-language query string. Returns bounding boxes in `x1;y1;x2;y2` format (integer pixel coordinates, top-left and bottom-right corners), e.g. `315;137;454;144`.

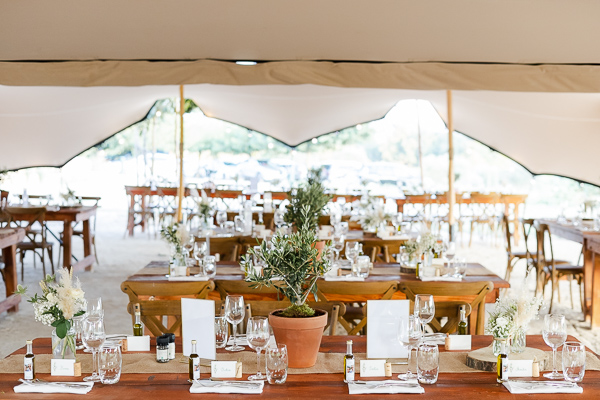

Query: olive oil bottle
189;340;200;381
24;340;35;381
457;306;468;335
344;340;355;382
133;303;143;336
496;339;508;383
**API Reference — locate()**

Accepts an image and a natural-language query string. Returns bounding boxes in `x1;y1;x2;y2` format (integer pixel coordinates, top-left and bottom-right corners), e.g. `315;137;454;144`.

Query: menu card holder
181;298;216;359
366;300;409;359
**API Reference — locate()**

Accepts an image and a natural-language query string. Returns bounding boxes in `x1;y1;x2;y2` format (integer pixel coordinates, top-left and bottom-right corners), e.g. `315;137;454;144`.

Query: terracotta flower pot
313;240;326;260
269;309;328;368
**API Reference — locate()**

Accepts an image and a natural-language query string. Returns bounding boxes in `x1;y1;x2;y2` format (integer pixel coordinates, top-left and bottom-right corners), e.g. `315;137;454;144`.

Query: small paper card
445;335;472;351
126;335;151;352
211;361;242;378
359;360;387;377
508;360;534;377
182;298;216;359
367;300;409;359
51;359;75;376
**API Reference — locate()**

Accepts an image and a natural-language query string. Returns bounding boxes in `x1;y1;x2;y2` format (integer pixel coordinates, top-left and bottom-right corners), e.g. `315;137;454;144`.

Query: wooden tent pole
177;85;185;223
447;90;456;240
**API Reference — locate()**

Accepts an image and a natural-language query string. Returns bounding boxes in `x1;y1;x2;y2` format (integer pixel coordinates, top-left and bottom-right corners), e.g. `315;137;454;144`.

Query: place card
508;360;534;377
51;359;76;376
211;361;242;378
367;300;409;359
445;335;472;351
125;335;151;352
181;298;216;359
359;360;387;377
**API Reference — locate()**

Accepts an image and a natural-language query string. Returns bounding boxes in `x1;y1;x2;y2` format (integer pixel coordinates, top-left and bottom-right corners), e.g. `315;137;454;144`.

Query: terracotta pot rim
269;309;328;329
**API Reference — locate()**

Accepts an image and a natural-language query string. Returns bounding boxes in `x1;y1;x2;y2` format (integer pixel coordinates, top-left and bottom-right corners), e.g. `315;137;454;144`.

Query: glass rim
563;341;585;348
418;342;438;350
268;343;287;352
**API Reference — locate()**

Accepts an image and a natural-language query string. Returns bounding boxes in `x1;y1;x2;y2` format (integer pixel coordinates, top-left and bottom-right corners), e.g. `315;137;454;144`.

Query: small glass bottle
189;340;200;381
24;340;35;381
133;303;143;336
458;307;468;335
416;261;423;279
156;336;169;363
258;211;264;225
168;333;176;360
496;339;509;383
344;340;355;382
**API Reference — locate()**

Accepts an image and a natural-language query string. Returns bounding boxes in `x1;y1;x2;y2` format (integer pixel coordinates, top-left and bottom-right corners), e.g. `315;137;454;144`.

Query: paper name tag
508;360;534;377
359;360;387;377
445;335;471;350
51;359;75;376
211;361;242;378
126;335;150;352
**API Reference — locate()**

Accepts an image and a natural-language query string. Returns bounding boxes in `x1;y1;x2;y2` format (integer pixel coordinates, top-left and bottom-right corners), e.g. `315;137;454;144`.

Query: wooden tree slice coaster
466;345;549;372
399;265;416;274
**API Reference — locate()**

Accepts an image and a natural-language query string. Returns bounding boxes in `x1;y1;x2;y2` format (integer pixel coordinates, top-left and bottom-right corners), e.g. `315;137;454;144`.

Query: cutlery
19;379;90;389
352;381;421;389
509;380;577;388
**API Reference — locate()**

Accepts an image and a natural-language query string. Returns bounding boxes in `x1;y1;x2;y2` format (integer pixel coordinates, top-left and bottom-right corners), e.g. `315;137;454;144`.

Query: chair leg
504;257;513;282
41;248;46;277
48;246;55;275
20;250;25;281
92;236;99;265
569;275;575;310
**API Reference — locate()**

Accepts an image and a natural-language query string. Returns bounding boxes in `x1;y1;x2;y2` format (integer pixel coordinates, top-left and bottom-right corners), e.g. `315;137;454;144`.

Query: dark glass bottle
458;307;468;335
24;340;35;381
189;340;200;381
133;303;143;336
344;340;355;382
496;339;509;383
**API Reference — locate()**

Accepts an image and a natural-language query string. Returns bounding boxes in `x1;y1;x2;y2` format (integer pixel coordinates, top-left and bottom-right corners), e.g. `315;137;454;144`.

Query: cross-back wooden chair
357;242;382;263
368;239;408;263
536;223;584;313
214;280;282;301
195;236;241;262
239;236;265;260
398;280;494;334
121;280;215;336
4;207;54;280
214;300;346;336
502;214;530;284
0;191;8;209
314;280;399;335
469;193;501;246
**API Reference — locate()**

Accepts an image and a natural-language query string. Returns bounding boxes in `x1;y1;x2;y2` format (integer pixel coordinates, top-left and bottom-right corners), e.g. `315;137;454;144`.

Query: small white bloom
496;316;508;328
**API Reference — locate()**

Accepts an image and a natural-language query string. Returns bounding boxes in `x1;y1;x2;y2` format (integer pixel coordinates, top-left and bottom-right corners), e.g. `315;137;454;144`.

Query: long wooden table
0;335;594;399
537;219;600;327
0;228;25;313
7;206;97;272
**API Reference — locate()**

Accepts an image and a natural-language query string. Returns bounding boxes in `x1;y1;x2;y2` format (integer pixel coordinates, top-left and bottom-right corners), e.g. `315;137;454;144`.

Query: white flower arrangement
486;296;543;338
351;202;392;231
403;232;443;256
160;222;190;255
191;188;213;222
60;187;78;204
15;268;87;339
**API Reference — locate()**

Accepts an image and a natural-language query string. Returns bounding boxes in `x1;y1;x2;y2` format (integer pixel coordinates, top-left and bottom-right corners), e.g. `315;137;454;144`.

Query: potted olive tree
242;207;331;368
284;171;332;233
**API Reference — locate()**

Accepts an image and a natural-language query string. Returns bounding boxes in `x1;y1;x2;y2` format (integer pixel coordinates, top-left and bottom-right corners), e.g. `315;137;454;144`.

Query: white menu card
181;298;216;359
366;300;409;359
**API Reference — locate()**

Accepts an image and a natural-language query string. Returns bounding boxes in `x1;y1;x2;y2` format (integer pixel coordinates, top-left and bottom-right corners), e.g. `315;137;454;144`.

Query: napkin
420;276;462;282
14;381;94;395
348;380;424;395
503;381;583;394
227;335;249;346
167;275;209;281
324;275;365;281
190;380;264;394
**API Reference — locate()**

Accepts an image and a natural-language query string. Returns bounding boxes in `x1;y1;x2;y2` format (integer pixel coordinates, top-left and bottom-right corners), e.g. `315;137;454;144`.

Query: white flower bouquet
486;296;543;338
351;202;392;231
160;222;190;255
191;188;213;222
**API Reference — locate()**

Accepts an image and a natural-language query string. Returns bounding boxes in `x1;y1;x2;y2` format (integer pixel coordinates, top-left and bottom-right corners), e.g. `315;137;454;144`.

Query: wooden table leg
128;195;135;236
1;244;20;312
82;220;93;271
588;249;600;327
62;221;72;269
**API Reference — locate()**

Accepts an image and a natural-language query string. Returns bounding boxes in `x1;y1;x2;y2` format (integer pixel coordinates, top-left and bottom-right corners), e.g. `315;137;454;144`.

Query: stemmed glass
392;213;403;235
87;297;104;318
225;295;245;352
397;315;422;380
414;294;435;335
193;241;207;273
216;210;228;229
82;316;106;382
274;210;285;230
345;242;360;265
183;236;195;260
247;316;270;381
543;314;567;379
332;235;345;265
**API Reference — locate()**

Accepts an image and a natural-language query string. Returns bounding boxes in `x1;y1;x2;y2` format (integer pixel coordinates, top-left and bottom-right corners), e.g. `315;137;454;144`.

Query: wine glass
203;255;217;278
274;209;285;229
82;316;106;382
247;316;270;381
446;242;456;261
392;213;403;234
543;314;567;379
216;210;228;229
225;295;245;352
397;315;422;380
345;241;359;264
183;235;195;259
414;294;435;335
87;297;103;318
332;234;345;264
193;241;207;272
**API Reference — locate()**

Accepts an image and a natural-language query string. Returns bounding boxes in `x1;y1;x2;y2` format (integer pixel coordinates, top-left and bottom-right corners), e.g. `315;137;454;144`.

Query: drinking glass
355;255;371;278
266;344;288;384
543;314;567;379
203;255;217;278
452;258;467;279
183;235;195;259
224;221;235;234
274;210;285;229
193;242;207;275
397;315;422;380
87;297;104;318
82;316;106;382
215;316;229;348
234;215;245;233
562;341;586;382
247;317;270;381
99;341;122;384
392;213;403;234
332;234;345;263
345;242;359;264
446;242;456;261
72;315;85;350
224;295;245;352
417;343;439;384
216;210;228;229
414;294;435;335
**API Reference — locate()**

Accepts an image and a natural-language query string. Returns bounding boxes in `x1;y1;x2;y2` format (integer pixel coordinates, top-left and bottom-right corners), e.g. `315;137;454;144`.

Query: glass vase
492;337;510;357
511;327;526;354
52;326;77;359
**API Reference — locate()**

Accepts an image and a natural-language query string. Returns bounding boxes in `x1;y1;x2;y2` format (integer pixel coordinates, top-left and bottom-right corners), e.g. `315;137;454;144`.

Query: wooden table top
0;228;25;249
0;335;593;399
537;218;600;244
5;205;97;222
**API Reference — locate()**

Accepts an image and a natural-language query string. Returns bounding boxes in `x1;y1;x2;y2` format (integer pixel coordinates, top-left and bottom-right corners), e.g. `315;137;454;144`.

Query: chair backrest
4;207;47;242
355;241;380;263
365;239;407;263
0;190;8;209
522;218;537;262
195;236;240;262
239;236;265;259
120;280;215;336
501;214;513;255
214;280;281;300
398;280;494;334
536;223;558;272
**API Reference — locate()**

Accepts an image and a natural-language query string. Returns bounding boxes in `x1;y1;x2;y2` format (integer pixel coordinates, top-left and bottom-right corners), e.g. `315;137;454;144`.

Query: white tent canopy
1;1;600;184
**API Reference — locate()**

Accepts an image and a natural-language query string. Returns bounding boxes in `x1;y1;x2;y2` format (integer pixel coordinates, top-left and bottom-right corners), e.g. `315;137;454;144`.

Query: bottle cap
135;311;141;316
191;339;197;345
346;340;352;345
26;340;32;345
168;333;175;343
157;336;169;346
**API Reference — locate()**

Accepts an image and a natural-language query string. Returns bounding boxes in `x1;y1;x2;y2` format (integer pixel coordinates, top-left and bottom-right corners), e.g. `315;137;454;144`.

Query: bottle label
501;358;508;381
192;358;200;380
157;348;168;362
168;343;175;359
24;358;34;380
345;358;355;381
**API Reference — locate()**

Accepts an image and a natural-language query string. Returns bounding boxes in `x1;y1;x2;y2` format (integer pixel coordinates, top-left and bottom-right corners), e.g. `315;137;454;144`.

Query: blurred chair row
121;279;494;337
